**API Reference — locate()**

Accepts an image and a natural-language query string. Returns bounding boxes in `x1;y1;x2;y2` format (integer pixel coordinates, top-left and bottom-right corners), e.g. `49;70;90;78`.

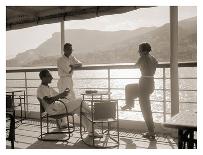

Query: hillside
6;17;197;67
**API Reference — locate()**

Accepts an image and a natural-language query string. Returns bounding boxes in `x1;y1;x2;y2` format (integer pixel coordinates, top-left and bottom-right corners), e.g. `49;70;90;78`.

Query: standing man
57;43;82;99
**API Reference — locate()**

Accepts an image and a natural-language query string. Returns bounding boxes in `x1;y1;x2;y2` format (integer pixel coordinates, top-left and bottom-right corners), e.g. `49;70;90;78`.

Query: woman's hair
39;69;49;79
139;42;151;53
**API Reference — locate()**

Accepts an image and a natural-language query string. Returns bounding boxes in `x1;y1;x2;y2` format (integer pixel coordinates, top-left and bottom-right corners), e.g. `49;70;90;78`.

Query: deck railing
6;62;197;123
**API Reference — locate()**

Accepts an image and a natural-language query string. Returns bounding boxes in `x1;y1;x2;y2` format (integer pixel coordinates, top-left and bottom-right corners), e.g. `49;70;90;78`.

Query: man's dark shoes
88;131;103;138
56;119;68;129
142;132;156;140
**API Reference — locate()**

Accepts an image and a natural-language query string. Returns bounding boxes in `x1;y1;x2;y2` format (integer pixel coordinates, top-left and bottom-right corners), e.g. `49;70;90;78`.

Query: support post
170;6;179;116
61;20;65;55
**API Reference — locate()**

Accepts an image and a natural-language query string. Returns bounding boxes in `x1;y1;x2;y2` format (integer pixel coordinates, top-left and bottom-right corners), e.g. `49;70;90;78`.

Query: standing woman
121;42;158;139
57;43;82;99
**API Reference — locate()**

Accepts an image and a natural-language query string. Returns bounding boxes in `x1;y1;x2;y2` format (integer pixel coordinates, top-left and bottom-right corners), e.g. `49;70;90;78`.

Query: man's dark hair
64;43;72;50
139;42;151;52
39;69;49;79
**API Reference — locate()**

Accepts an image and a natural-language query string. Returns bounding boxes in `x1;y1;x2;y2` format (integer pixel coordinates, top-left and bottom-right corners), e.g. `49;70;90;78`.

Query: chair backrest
93;100;117;120
6;95;14;111
37;97;46;113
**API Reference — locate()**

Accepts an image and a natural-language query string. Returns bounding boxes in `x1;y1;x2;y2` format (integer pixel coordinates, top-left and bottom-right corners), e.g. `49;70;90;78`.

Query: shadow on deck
6;119;178;149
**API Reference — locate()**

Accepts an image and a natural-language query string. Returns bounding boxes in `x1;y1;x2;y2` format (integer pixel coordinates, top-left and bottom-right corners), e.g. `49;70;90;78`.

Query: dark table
163;111;197;149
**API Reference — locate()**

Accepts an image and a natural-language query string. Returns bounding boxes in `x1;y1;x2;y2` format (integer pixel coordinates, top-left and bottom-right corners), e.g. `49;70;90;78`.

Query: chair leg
72;115;75;131
66;115;75;139
66;116;71;140
11;139;14;149
40;117;43;139
47;116;49;133
67;116;70;129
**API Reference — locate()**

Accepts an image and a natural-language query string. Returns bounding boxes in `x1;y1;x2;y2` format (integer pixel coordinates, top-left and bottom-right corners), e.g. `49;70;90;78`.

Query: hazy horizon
6;6;197;60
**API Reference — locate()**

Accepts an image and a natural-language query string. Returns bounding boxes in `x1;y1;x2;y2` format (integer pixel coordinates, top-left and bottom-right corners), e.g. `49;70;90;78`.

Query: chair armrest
56;99;69;114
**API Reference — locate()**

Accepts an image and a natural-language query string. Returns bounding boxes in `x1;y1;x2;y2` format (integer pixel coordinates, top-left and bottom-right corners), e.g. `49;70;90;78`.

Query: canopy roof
6;6;150;31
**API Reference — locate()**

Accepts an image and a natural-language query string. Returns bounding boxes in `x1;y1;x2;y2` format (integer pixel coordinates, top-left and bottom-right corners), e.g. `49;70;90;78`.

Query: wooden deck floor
6;119;178;149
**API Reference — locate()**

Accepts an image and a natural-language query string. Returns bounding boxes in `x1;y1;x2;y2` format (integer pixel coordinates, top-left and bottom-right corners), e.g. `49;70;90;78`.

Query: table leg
11;92;17;128
23;91;26;118
107;122;110;135
178;129;183;149
188;130;194;149
101;122;104;134
19;96;23;123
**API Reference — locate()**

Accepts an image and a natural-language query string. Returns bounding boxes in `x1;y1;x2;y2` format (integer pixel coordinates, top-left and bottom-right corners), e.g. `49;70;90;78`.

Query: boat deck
6;119;178;149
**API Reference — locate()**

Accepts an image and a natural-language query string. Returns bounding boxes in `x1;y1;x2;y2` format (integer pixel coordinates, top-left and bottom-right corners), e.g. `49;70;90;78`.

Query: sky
6;6;197;59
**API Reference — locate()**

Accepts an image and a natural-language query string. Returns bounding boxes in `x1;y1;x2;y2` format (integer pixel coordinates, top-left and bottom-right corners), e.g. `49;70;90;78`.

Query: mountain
6;17;197;67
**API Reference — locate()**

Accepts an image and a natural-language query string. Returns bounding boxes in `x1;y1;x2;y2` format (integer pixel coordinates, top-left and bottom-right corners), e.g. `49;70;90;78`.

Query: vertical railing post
163;68;166;122
24;72;29;116
107;68;111;99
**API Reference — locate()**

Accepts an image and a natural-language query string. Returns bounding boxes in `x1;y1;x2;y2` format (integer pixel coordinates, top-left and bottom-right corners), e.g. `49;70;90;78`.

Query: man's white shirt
37;84;58;110
57;55;81;77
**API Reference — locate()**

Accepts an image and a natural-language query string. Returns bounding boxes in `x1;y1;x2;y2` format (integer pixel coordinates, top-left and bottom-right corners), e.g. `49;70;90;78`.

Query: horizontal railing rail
6;62;197;122
6;62;197;73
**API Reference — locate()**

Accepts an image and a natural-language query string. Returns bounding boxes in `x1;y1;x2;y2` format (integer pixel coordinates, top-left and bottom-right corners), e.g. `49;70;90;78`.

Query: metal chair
37;98;75;141
6;94;24;125
80;99;119;148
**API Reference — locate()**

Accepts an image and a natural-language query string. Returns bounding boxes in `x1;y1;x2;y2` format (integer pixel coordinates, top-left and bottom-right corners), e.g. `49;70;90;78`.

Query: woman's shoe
121;105;132;110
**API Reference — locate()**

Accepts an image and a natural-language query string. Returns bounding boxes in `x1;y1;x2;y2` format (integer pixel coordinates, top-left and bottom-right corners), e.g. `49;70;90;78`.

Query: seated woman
36;69;102;138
